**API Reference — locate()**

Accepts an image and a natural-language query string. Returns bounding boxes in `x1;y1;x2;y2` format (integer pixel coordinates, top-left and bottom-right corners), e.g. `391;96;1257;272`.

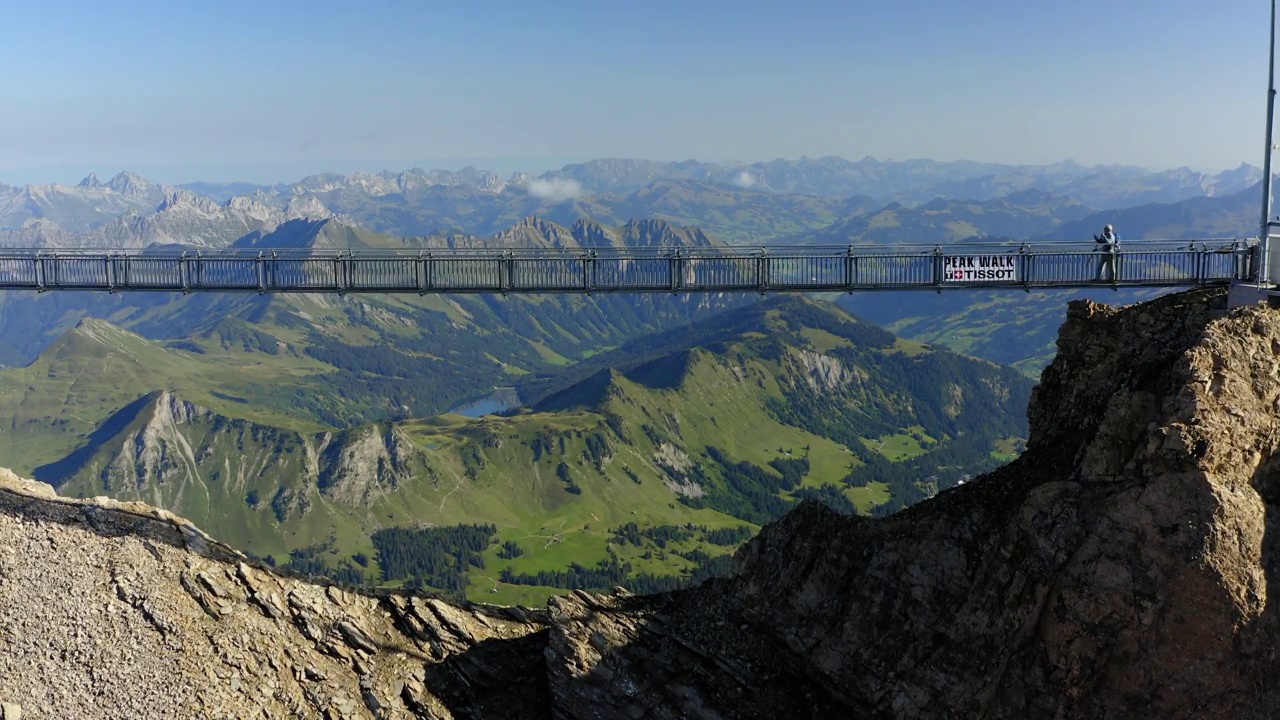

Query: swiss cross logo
952;270;964;279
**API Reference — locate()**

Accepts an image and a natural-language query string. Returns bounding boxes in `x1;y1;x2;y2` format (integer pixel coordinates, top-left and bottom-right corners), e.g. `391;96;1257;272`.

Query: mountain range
0;171;169;231
0;151;1267;604
0;189;339;249
246;156;1253;206
795;189;1097;245
0;215;744;373
0;168;1267;381
1;156;1261;244
10;295;1030;603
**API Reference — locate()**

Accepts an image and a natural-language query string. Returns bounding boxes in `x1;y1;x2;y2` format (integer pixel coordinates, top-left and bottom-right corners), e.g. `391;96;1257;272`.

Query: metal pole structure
1261;0;1277;287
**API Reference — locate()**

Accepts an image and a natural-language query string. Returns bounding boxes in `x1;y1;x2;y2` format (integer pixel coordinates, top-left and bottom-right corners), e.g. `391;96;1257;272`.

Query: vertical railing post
340;251;351;295
757;248;768;292
1019;244;1030;292
844;246;855;290
34;252;45;292
932;245;943;291
256;251;266;294
425;252;434;293
105;253;115;293
180;251;190;292
417;252;426;295
670;249;682;293
502;251;513;294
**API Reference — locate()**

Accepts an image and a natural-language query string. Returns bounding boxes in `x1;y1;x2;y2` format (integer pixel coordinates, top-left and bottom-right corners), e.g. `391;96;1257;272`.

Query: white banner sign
942;254;1018;282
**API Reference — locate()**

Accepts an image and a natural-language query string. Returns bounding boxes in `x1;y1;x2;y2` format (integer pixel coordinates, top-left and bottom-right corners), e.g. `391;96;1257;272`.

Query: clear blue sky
0;0;1269;184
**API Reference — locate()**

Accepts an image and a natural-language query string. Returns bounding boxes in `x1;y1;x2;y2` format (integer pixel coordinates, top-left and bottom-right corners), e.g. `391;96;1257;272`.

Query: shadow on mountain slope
32;391;159;486
506;286;1280;718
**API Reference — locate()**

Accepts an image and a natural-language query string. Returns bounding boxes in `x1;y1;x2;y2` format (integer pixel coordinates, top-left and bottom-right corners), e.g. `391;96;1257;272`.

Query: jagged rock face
539;286;1280;719
0;470;829;719
789;347;865;393
571;218;615;248
0;475;548;719
56;390;436;519
619;218;716;248
497;216;580;248
317;425;424;506
104;392;212;490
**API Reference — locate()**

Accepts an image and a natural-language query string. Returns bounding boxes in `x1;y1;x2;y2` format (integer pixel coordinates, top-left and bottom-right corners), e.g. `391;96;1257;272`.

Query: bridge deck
0;241;1257;294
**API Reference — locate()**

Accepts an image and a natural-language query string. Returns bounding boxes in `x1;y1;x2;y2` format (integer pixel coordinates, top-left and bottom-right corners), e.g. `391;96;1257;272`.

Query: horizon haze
0;0;1271;184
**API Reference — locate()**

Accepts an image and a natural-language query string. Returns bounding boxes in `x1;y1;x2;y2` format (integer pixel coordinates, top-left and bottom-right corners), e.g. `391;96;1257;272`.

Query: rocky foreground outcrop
3;286;1280;718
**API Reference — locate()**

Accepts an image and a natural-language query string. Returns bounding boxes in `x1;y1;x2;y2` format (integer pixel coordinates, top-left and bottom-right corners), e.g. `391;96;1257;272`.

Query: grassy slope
0;319;330;471
15;295;1030;605
42;343;896;606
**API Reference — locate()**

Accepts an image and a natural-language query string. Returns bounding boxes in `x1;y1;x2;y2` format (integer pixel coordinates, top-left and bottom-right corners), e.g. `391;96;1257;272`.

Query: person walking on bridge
1094;224;1119;281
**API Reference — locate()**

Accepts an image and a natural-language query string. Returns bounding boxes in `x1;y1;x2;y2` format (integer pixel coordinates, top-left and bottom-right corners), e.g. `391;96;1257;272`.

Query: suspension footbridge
0;240;1258;295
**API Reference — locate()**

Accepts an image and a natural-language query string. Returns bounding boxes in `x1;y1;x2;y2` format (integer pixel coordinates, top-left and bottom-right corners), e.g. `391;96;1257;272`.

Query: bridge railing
0;240;1257;293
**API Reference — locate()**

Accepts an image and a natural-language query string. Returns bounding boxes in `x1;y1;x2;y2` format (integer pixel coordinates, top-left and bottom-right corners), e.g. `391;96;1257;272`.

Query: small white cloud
528;177;583;202
732;170;756;188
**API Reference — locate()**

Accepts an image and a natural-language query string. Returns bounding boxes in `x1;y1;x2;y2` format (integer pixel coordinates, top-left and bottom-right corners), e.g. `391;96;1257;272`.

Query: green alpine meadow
4;291;1030;603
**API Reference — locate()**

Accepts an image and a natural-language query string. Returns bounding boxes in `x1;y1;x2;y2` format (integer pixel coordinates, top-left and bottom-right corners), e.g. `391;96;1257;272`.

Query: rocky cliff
4;285;1280;718
45;390;429;518
0;469;548;719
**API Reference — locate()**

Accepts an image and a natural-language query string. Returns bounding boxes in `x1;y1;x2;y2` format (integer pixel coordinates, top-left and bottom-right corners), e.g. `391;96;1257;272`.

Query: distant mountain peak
281;194;333;221
20;216;59;230
107;171;152;197
156;189;219;214
514;215;552;228
227;217;381;252
65;317;147;351
498;216;578;248
224;195;266;212
618;217;716;249
570;218;615;248
77;172;102;188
